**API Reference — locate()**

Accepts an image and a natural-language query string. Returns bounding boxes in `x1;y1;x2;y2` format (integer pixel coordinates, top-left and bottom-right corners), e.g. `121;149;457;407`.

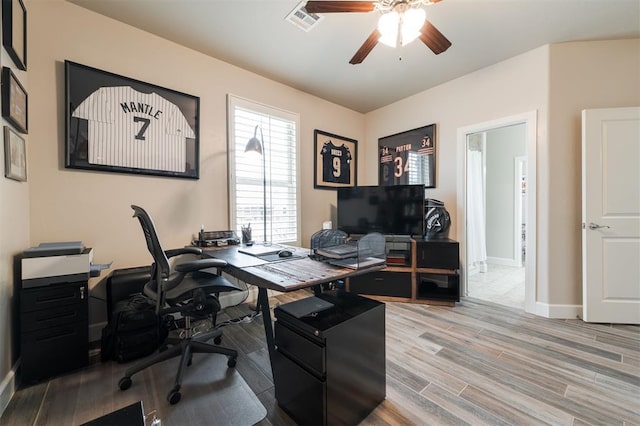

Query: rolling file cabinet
20;280;89;384
273;290;385;426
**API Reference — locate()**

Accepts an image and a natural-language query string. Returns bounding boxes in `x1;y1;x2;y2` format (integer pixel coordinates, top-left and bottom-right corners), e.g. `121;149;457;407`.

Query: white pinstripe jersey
72;86;195;173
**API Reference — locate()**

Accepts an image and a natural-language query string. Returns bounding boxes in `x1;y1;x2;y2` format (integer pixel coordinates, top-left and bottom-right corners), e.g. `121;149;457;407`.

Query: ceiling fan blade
349;29;381;64
305;1;376;13
419;20;452;55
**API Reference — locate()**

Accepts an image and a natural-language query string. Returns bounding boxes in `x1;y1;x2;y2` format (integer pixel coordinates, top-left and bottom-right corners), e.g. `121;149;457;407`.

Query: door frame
456;111;537;313
515;156;527;268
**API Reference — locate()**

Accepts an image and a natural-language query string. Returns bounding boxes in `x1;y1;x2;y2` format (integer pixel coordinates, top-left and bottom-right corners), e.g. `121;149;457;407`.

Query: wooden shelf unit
346;238;459;306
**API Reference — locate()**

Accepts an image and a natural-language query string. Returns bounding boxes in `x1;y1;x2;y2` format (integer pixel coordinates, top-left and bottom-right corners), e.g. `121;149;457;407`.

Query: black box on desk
416;238;459;269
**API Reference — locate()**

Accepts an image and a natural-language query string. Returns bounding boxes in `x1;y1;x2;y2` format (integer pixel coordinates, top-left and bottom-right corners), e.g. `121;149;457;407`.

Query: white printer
22;242;93;288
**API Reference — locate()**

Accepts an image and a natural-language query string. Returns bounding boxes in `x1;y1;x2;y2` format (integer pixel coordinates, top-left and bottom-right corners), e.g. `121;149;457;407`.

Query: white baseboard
531;301;582;319
487;256;521;268
0;363;18;418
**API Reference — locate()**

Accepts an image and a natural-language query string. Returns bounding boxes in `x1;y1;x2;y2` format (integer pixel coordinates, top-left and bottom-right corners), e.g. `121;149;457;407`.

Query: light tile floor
467;263;525;309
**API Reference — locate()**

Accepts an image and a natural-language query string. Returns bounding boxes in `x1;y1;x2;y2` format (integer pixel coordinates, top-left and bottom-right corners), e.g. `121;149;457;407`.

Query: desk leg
258;287;276;372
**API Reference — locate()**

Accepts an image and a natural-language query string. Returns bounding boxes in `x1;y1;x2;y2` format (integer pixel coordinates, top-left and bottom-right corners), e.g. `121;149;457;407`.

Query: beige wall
0;20;29;412
21;0;366;354
546;39;640;304
0;114;29;413
365;46;549;237
28;1;364;273
364;38;640;311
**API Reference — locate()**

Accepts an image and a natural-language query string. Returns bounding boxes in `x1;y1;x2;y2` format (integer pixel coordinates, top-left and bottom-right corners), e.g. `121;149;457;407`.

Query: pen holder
241;228;252;244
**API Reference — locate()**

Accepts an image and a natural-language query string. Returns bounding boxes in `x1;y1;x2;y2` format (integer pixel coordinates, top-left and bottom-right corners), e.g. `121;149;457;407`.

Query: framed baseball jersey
65;61;199;179
314;129;357;189
378;124;436;188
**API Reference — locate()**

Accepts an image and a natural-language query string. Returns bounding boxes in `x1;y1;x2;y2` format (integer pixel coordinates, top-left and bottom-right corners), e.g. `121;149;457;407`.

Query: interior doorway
457;112;537;313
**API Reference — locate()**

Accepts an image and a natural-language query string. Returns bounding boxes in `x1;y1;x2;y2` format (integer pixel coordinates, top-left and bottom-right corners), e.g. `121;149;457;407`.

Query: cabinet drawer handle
37;311;76;322
36;329;76;342
36;293;76;304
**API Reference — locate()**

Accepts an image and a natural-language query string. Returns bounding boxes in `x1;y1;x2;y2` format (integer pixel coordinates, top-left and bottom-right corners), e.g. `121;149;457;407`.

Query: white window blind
227;95;300;245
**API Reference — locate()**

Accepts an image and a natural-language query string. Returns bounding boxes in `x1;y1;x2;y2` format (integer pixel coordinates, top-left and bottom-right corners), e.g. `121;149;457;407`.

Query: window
227;95;300;245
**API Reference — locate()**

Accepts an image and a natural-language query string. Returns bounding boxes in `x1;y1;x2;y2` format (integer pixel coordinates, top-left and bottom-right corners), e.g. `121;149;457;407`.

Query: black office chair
118;205;242;404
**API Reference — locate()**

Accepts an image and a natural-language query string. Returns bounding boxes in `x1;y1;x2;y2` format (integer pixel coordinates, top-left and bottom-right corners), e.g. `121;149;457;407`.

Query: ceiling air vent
285;1;324;32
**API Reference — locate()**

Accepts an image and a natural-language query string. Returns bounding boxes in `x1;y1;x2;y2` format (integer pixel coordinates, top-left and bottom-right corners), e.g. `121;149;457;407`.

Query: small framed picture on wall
1;66;28;134
314;129;357;189
4;125;26;181
2;0;27;70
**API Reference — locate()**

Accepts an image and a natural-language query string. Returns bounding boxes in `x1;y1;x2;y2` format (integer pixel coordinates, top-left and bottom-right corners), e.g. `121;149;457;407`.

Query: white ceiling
68;0;640;113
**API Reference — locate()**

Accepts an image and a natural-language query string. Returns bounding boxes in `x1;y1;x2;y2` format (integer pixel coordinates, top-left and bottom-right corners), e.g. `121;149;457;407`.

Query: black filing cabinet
273;290;385;426
20;280;89;384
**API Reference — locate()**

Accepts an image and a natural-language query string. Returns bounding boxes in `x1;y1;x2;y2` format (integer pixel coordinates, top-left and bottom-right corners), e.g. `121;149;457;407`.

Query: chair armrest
165;247;203;258
174;258;228;273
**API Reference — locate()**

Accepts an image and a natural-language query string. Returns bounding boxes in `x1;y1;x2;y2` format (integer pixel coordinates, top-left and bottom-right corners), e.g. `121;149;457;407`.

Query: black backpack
101;294;166;363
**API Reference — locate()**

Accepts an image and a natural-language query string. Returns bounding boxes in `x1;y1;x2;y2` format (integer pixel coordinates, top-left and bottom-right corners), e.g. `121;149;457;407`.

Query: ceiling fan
304;0;451;64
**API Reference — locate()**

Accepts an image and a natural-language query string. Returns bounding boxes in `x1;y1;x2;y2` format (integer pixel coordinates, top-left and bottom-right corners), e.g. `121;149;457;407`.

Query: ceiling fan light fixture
307;0;450;64
378;4;426;48
378;10;399;47
400;7;426;45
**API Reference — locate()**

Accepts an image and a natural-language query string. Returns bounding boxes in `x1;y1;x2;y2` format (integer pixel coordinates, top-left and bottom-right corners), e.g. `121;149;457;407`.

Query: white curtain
467;149;487;270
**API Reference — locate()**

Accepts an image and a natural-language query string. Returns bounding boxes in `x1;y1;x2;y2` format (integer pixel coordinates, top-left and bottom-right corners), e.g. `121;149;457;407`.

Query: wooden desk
202;245;384;370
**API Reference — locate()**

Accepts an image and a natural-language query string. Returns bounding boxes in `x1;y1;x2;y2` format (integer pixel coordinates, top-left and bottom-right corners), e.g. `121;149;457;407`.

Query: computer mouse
278;249;293;258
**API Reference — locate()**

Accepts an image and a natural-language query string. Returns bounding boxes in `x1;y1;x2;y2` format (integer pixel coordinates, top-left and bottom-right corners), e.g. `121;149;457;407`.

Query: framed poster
314;129;357;189
2;0;27;70
1;67;28;134
65;60;200;179
378;124;436;187
4;126;26;181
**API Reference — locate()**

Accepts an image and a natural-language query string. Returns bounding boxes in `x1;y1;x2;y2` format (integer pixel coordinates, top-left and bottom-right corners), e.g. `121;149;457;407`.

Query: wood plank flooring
2;290;639;425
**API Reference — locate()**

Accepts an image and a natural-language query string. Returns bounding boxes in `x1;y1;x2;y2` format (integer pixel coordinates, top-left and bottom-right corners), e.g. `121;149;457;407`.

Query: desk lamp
245;125;267;242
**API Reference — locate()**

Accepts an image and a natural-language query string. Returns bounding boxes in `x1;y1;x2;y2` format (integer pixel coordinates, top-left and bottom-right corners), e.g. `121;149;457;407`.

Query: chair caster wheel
167;389;181;405
227;357;237;368
118;377;132;391
214;336;222;345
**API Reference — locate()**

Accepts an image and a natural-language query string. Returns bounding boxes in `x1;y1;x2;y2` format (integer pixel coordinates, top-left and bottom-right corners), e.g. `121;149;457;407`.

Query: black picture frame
1;66;28;134
2;0;27;71
313;129;357;189
65;61;200;179
378;124;436;188
4;125;26;181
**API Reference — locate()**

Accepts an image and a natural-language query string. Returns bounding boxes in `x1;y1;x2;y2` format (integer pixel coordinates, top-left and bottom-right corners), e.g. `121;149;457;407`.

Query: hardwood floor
2;290;639;425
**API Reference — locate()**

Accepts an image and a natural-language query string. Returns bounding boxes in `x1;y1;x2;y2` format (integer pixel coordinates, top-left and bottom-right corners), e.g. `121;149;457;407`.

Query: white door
582;107;640;324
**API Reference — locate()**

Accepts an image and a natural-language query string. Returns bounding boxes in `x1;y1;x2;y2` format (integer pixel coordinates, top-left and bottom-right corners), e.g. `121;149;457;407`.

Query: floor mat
41;353;267;426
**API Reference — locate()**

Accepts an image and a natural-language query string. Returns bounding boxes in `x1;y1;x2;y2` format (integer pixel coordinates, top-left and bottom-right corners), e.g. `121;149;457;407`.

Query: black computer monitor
337;184;425;237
